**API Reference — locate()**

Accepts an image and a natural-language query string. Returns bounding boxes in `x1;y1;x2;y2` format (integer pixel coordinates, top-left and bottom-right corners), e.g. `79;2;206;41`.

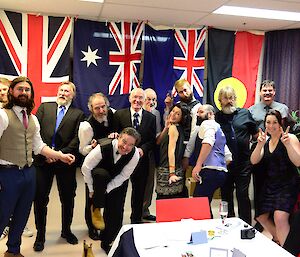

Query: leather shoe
143;214;156;221
33;240;45;252
4;252;24;257
61;232;78;245
101;241;112;254
88;229;100;240
91;205;105;230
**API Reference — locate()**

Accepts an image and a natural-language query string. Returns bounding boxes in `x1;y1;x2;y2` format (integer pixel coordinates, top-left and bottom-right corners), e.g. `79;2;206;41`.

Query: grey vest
0;109;36;167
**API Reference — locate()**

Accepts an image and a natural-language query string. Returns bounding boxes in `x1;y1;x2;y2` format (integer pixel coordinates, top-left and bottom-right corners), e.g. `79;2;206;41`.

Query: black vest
97;139;135;177
86;109;114;140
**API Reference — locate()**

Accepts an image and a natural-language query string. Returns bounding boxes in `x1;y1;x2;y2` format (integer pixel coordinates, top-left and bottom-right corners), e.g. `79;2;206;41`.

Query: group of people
0;76;299;257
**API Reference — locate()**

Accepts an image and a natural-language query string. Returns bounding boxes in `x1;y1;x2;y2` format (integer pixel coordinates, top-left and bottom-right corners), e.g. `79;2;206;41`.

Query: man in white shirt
0;76;75;257
81;127;140;254
0;77;9;108
78;92;114;240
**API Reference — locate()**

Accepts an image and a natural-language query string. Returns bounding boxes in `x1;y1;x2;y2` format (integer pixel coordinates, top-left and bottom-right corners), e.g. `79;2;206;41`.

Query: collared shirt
130;107;143;126
184;121;232;162
56;102;71;116
249;101;289;129
81;139;140;193
0;106;46;165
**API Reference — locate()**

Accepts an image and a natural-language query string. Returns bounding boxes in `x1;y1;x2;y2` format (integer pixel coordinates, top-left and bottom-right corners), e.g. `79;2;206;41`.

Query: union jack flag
0;10;72;113
108;21;143;95
172;28;207;98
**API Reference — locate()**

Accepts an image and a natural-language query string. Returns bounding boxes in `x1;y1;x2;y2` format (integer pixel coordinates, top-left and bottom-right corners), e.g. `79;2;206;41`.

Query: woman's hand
168;174;182;184
280;126;291;146
257;128;267;146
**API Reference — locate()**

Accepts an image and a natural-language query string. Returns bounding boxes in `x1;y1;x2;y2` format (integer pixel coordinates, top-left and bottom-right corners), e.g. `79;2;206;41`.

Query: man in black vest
78;92;114;240
81;127;140;254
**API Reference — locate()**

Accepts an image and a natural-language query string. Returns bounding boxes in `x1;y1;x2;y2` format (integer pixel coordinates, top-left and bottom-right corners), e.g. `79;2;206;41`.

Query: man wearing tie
113;88;156;224
33;82;85;252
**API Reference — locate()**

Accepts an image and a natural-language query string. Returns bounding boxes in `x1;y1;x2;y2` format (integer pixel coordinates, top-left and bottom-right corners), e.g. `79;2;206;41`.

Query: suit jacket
113;108;156;156
34;102;85;166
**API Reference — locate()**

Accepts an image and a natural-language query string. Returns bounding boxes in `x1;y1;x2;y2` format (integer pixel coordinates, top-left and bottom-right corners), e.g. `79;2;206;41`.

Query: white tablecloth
108;218;293;257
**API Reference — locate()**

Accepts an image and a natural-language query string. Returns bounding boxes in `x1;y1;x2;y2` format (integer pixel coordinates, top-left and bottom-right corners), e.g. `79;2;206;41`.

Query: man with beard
215;86;258;225
0;78;10;108
113;88;156;225
174;79;201;143
191;105;232;206
249;80;289;231
33;82;85;252
142;88;161;221
0;76;75;257
78;92;114;240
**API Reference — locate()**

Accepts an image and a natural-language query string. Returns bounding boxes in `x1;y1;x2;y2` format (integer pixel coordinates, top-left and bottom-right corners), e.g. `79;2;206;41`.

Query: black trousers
101;180;128;245
34;164;77;241
129;157;149;223
221;163;252;224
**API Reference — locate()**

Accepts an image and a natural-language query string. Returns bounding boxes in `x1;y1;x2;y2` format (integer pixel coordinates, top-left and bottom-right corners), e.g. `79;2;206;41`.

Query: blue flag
73;19;144;115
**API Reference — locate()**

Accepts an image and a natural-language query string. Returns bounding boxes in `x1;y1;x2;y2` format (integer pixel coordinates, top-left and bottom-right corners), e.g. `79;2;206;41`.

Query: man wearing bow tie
113;88;156;225
33;82;85;252
78;92;114;240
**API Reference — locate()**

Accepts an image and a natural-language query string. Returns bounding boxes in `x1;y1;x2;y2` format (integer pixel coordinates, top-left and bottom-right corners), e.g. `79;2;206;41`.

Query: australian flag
0;10;71;113
73;19;144;115
143;24;206;113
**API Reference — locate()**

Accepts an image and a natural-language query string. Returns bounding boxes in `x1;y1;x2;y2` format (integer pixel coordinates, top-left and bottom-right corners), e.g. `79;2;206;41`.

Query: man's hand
45;157;58;164
192;165;201;182
59;152;75;165
89;192;94;198
91;139;98;149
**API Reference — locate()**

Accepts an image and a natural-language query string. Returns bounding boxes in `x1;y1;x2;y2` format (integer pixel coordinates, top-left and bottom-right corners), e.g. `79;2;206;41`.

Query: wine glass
219;201;228;226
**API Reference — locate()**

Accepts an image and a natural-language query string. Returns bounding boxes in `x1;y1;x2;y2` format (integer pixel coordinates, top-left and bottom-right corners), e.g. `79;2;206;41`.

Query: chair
156;197;211;222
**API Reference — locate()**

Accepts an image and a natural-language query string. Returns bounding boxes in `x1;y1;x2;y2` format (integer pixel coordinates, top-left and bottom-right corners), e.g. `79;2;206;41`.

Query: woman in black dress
250;110;300;246
156;104;189;199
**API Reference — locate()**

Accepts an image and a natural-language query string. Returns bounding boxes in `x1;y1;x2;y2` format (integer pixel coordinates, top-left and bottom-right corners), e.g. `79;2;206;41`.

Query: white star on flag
81;45;101;67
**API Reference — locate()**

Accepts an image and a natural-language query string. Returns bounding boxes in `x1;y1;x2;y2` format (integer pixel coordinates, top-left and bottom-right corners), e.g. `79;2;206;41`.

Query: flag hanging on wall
143;24;206;113
0;10;72;113
207;28;264;109
73;19;144;115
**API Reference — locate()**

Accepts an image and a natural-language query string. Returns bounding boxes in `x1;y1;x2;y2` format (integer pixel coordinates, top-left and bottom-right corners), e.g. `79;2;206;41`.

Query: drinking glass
219;201;228;225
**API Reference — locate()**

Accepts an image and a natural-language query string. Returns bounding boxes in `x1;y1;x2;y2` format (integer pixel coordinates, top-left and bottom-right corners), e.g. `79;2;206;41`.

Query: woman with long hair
156;103;189;199
251;110;300;246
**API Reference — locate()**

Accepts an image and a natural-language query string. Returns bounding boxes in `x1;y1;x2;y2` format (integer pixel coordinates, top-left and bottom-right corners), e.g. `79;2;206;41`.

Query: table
108;218;293;257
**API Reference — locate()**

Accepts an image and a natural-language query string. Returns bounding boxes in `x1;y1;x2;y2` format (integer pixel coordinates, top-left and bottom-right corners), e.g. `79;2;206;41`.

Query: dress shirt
130;108;142;126
56;102;71;116
184;120;232;163
249;101;289;129
81;139;140;193
78;121;94;156
0;106;46;165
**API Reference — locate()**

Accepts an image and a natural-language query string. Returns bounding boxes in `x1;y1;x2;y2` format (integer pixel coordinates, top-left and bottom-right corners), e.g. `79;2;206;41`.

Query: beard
196;113;209;126
180;93;193;103
222;105;237;114
11;94;33;109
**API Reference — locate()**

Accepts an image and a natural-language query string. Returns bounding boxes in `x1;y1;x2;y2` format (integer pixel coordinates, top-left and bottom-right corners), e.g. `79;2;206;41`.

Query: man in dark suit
113;88;156;224
33;82;85;252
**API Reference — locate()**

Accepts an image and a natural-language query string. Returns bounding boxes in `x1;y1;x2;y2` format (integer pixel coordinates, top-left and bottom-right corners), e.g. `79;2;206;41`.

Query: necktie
264;105;271;113
55;106;65;132
52;106;65;148
21;110;28;129
133;112;139;129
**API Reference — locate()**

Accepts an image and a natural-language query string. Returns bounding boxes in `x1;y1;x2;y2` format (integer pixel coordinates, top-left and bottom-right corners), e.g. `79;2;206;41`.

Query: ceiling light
80;0;104;3
213;6;300;22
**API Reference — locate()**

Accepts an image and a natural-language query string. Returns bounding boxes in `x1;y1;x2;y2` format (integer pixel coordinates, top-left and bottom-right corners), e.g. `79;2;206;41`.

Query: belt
0;164;30;170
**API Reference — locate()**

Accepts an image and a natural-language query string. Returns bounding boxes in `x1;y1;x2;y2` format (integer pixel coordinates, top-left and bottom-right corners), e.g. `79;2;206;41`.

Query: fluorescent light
213;6;300;22
80;0;104;3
